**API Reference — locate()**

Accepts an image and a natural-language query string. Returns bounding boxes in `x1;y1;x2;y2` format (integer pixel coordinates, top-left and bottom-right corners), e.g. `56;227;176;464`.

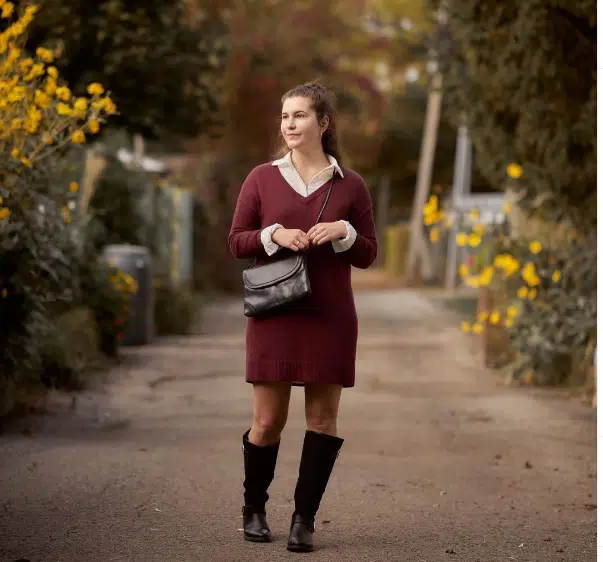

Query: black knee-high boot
242;429;280;542
287;430;344;552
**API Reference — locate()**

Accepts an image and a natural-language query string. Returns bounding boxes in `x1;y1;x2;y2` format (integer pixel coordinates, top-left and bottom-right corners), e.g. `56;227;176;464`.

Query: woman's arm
228;169;266;259
337;176;378;269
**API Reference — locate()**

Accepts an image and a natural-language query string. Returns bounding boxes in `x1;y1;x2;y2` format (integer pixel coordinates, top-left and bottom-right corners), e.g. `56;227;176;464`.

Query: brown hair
274;81;343;164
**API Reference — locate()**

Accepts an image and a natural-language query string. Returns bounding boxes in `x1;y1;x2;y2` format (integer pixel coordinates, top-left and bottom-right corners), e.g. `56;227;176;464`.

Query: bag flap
243;254;304;289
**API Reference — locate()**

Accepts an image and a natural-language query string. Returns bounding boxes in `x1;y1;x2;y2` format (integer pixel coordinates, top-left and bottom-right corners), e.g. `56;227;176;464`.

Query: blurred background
0;0;596;416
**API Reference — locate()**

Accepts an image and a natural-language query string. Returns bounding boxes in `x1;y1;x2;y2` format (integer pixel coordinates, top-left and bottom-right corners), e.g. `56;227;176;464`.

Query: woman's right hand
272;227;310;251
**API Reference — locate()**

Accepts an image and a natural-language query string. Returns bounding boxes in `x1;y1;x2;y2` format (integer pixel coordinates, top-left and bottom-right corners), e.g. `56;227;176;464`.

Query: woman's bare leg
248;382;292;445
304;383;342;436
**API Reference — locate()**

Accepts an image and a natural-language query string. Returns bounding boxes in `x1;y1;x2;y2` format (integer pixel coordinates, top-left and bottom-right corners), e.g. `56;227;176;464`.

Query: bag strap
313;174;335;225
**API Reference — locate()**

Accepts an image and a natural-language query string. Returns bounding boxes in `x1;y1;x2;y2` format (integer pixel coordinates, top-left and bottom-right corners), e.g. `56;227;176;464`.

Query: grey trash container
102;244;154;346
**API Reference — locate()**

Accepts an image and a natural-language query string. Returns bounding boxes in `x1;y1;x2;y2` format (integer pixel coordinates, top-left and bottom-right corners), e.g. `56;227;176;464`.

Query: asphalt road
0;287;596;562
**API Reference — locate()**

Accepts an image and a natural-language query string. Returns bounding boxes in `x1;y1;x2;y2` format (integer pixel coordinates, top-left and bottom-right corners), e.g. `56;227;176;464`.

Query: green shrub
154;281;198;336
38;307;104;390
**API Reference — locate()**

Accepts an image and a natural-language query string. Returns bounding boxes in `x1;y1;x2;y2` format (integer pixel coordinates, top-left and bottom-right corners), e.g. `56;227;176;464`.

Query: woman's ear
319;116;329;134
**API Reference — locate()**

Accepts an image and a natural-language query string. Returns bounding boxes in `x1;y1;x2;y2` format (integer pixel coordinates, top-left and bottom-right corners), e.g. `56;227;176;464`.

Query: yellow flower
465;276;480;288
20;157;32;168
552;270;561;283
18;57;33;73
468;233;481;248
461;321;471;333
69;181;79;193
1;2;14;18
36;47;54;63
42;133;53;145
34;89;50;108
489;311;500;325
518;287;529;299
456;233;468;247
87;82;105;95
503;202;512;215
0;207;10;219
71;130;85;144
506;305;518;318
10;147;19;158
528;288;537;300
493;253;520;277
57;103;72;116
472;323;484;335
478;311;489;322
521;263;540;287
44;76;57;96
100;96;116;114
469;209;480;220
504;317;514;328
506;162;523;179
62;206;70;224
74;97;88;111
47;66;58;78
529;241;542;254
56;86;71;101
429;228;440;242
458;264;469;277
473;223;485;236
88;118;100;134
479;266;494;286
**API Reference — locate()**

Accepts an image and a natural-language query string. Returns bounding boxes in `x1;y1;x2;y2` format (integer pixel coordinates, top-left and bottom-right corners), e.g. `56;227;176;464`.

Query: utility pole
374;174;391;268
404;69;441;284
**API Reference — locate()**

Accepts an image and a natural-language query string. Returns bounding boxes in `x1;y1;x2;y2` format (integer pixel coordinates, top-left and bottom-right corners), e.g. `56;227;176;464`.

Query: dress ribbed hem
246;359;355;388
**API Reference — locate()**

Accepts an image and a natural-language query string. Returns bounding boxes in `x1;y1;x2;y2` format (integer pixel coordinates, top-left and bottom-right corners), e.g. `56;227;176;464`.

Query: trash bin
102;244;154;346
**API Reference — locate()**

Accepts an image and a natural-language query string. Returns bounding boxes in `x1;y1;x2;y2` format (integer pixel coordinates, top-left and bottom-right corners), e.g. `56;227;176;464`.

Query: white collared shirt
260;151;357;255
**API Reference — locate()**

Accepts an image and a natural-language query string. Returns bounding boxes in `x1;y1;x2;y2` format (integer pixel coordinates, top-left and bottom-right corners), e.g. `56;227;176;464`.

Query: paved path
0;284;596;562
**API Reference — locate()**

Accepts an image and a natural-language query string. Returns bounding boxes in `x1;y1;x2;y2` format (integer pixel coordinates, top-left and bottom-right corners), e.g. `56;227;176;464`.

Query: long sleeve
337;178;378;269
260;223;284;256
332;220;357;253
228;169;266;259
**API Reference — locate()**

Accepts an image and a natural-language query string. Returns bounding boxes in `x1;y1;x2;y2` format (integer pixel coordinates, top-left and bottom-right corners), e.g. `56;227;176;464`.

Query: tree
432;0;596;230
18;0;230;139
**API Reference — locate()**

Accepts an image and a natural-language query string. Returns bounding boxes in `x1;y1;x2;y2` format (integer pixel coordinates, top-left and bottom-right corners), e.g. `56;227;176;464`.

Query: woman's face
280;96;327;152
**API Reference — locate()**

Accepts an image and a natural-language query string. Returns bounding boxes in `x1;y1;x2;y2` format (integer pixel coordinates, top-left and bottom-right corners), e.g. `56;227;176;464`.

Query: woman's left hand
307;222;348;246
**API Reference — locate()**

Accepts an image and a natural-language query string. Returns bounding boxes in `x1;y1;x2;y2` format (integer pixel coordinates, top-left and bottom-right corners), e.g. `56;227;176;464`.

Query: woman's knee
305;385;341;435
251;413;287;444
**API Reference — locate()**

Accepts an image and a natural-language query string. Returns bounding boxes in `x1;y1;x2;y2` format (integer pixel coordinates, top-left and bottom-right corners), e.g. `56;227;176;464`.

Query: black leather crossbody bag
242;175;335;317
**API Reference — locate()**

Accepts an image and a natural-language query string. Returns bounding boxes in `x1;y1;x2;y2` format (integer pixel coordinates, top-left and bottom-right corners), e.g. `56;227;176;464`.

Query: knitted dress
228;163;377;388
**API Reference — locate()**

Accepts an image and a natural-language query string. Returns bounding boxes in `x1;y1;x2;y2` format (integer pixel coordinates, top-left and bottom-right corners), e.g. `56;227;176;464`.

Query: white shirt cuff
260;223;283;256
332;220;357;253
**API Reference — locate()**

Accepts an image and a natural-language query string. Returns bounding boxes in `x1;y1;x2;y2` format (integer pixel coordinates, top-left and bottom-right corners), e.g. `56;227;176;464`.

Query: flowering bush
79;260;137;358
424;163;596;384
0;3;118;388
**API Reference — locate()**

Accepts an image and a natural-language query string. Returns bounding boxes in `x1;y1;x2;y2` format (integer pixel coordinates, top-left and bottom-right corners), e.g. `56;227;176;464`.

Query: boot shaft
294;430;344;519
242;429;280;509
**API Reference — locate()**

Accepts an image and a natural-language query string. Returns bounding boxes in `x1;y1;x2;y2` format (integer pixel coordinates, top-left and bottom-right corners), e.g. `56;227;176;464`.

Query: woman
228;81;377;553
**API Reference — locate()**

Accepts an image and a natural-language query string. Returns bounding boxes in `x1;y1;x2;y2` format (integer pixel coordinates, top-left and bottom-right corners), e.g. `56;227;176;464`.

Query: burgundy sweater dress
228;163;377;388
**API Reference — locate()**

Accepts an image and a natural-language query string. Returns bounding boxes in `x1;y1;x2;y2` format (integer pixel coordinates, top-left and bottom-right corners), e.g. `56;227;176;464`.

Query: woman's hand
307;222;347;246
272;227;310;251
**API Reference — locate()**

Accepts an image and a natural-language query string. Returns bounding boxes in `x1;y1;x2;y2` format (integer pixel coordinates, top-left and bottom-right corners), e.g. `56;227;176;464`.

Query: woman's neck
290;147;330;175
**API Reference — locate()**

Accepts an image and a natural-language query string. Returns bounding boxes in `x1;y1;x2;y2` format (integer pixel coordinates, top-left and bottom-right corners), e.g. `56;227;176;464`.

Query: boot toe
243;509;272;542
286;513;314;552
